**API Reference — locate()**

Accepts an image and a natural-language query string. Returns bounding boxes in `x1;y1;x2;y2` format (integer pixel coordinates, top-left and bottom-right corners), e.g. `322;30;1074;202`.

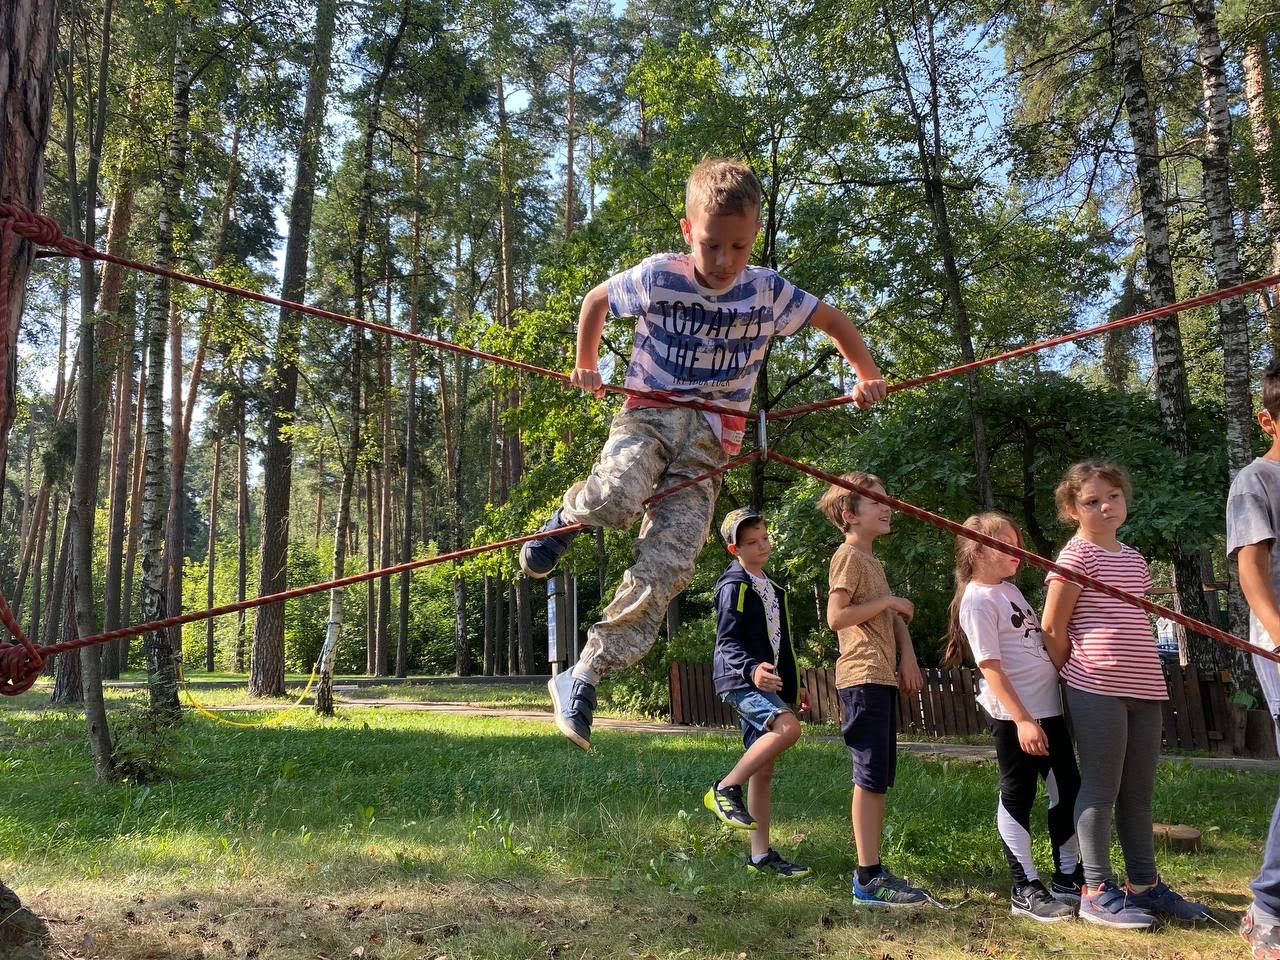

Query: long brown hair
943;512;1023;666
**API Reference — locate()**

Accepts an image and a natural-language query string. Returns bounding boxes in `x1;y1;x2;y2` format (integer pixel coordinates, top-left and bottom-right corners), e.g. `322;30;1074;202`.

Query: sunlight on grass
1;694;1275;958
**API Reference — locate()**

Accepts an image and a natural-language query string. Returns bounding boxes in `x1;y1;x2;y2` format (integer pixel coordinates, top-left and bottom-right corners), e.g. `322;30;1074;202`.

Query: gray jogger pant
1065;685;1164;887
564;406;727;684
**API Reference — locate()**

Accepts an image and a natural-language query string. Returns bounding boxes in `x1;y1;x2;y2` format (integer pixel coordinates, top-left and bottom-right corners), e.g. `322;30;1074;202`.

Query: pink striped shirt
1045;535;1168;701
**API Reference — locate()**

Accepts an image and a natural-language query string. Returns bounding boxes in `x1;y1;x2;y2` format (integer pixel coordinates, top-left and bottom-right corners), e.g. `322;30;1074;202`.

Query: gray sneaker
852;869;929;908
1012;880;1076;923
548;668;594;750
1126;878;1210;922
1078;880;1156;929
519;508;581;579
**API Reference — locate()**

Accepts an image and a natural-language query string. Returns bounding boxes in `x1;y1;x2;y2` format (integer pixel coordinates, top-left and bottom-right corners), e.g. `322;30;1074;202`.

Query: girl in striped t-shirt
1041;461;1208;928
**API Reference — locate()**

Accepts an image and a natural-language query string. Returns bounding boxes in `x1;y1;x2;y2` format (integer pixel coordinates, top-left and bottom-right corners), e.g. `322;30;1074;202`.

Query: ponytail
943;512;1023;667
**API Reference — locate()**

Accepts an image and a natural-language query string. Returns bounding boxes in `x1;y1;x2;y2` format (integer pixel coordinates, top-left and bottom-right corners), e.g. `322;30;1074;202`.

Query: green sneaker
703;781;756;830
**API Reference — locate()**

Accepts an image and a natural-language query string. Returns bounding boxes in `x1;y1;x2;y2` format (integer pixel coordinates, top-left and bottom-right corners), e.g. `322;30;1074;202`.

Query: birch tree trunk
1242;37;1280;352
252;0;338;696
1191;0;1257;683
205;434;221;671
1114;0;1216;667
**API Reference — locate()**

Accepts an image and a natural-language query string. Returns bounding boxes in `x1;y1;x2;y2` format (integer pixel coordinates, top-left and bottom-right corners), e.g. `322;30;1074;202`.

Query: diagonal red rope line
0;202;749;421
0;441;749;693
766;271;1280;420
767;450;1280;665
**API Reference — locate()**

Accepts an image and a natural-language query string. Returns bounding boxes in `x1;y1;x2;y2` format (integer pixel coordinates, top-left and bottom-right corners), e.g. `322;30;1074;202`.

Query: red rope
0;202;748;421
767;451;1280;665
0;446;754;692
766;271;1280;420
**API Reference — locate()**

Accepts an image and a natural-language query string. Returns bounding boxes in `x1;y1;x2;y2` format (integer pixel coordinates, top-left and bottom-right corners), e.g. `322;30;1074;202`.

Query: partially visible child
819;472;928;907
703;507;811;878
1227;357;1280;959
943;512;1080;923
1041;461;1209;928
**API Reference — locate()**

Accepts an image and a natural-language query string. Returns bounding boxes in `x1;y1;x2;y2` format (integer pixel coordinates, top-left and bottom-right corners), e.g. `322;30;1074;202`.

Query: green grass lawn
0;689;1273;959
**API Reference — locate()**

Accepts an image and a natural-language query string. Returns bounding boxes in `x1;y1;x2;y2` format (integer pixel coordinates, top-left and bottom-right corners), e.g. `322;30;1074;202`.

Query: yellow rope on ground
176;662;320;728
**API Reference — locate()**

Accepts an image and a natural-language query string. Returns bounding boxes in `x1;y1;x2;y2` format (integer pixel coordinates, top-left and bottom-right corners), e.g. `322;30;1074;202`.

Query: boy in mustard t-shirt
819;471;927;907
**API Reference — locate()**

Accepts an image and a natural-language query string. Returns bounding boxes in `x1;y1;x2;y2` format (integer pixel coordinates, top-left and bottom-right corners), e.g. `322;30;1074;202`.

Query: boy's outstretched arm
571;281;611;398
810;302;886;408
1239;540;1280;648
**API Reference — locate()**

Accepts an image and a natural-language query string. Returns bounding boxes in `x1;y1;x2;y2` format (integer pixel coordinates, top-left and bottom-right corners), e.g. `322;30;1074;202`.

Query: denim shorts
838;683;898;793
723;687;791;749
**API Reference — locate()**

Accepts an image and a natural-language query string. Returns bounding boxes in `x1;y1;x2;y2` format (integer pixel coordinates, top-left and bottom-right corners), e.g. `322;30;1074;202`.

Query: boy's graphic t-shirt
747;571;782;661
828;544;898;688
1227;457;1280;652
1044;536;1166;700
607;253;819;453
959;580;1062;721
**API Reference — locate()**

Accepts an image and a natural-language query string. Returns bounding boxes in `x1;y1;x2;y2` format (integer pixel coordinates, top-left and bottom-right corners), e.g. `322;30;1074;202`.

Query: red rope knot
0;202;95;259
0;643;42;696
0;594;44;695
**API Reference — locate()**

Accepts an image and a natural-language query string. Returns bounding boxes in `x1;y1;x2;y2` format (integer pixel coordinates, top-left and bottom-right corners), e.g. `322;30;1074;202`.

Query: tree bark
1242;37;1280;352
1191;0;1257;684
235;363;249;672
251;0;338;696
205;434;221;671
1114;0;1216;668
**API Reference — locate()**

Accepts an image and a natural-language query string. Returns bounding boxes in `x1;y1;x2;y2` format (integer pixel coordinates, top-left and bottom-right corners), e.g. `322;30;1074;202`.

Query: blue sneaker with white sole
548;667;595;750
519;508;582;579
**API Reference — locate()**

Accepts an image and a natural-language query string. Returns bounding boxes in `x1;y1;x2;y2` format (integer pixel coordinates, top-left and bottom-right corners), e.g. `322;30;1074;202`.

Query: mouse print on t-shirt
1007;596;1051;662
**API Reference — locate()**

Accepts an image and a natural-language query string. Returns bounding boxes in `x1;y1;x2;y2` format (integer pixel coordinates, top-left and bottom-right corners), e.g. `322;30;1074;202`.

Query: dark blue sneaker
1126;877;1210;922
1078;880;1155;929
519;508;581;579
852;869;929;908
548;667;595;750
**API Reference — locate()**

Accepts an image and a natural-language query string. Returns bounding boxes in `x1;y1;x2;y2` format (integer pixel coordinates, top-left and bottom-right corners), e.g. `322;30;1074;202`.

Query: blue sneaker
548;668;595;750
1078;880;1156;929
852;869;928;908
1126;877;1210;922
519;508;581;579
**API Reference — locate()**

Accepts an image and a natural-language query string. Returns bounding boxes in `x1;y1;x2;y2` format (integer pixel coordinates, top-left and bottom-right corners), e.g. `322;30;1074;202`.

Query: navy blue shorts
724;687;790;749
838;684;898;793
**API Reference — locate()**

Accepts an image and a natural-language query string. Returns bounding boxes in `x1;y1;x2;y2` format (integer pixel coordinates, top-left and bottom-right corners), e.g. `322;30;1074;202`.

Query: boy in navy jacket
703;507;810;877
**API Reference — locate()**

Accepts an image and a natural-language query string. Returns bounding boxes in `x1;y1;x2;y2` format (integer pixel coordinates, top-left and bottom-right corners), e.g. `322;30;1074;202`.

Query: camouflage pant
563;406;727;683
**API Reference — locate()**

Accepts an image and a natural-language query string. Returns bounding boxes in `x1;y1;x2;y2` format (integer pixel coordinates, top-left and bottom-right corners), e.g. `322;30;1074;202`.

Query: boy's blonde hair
1054;460;1133;523
817;471;883;533
686;158;761;218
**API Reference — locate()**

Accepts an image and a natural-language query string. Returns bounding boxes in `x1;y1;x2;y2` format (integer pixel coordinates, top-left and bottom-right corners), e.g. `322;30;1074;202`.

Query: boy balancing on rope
703;507;810;878
819;472;931;907
520;158;887;750
1228;357;1280;959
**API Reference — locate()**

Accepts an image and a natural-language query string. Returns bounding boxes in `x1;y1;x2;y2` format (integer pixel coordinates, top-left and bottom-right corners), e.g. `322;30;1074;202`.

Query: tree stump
1153;823;1202;853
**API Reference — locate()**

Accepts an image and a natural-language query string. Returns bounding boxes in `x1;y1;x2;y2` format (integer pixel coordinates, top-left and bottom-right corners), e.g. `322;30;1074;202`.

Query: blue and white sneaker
1127;877;1210;922
519;508;581;579
852;869;929;908
548;667;595;750
1078;880;1156;929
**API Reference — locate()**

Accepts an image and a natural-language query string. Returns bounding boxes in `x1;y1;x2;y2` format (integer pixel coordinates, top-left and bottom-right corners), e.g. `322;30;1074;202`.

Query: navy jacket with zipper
712;559;801;706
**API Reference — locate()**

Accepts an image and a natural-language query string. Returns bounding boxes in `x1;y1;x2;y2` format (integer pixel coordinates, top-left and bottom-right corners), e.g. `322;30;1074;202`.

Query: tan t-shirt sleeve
829;546;863;599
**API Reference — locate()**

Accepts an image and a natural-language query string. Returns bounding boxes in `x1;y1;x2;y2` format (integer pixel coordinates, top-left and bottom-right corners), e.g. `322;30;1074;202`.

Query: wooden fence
668;660;1274;757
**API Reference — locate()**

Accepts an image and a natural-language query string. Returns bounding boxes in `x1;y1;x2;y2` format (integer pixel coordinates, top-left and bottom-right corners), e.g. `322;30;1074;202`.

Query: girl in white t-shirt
944;512;1079;923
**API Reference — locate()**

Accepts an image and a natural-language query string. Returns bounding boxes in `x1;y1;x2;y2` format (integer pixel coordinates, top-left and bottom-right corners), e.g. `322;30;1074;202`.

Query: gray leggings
1066;685;1163;887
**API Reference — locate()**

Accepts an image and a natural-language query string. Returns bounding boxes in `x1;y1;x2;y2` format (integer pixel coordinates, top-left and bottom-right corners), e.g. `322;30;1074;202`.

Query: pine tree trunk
315;341;361;716
397;148;421;678
377;332;394;675
235;364;249;672
1114;0;1216;668
251;0;338;696
205;435;221;671
122;353;146;636
1242;38;1280;353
